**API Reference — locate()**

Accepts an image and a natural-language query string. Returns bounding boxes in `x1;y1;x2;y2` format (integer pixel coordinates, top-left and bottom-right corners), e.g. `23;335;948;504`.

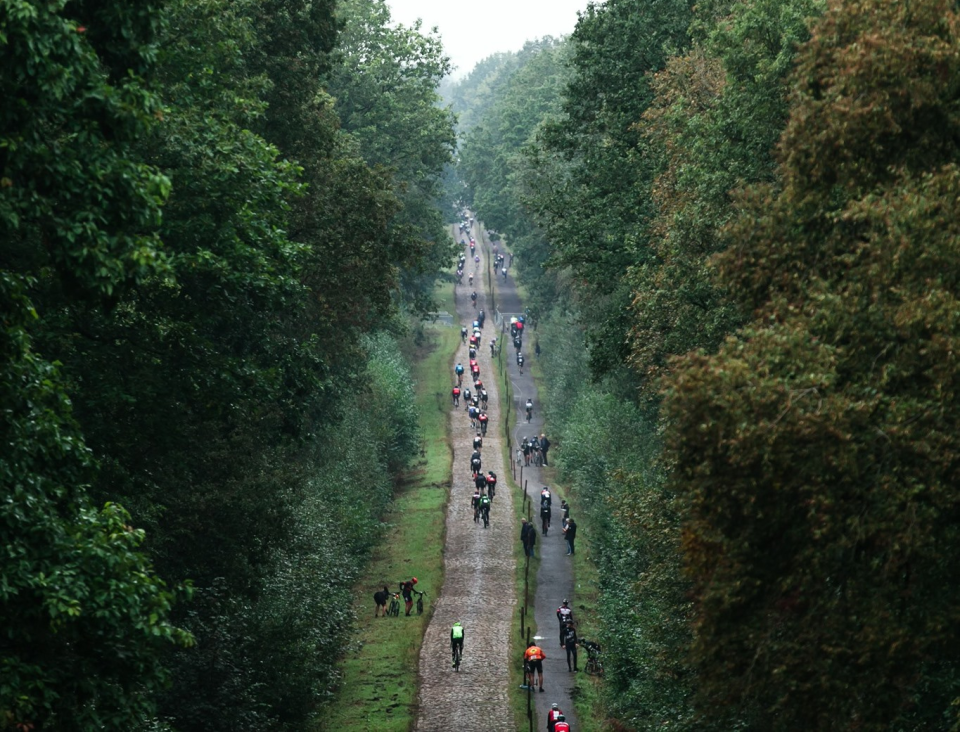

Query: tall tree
665;0;960;727
0;0;191;727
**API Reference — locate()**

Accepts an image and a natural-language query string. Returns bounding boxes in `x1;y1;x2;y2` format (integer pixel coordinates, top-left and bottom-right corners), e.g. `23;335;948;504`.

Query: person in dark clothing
478;411;489;436
540;502;551;535
374;585;390;617
563;622;579;671
486;471;497;500
520;517;535;557
475;472;488;491
564;518;577;555
539;434;551;466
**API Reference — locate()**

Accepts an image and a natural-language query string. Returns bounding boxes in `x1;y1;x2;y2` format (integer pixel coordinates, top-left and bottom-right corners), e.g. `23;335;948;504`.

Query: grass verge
322;285;459;732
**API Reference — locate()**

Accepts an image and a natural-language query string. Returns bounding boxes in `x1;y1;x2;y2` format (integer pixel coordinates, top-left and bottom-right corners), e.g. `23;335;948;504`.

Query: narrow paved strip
492;228;579;729
415;223;516;731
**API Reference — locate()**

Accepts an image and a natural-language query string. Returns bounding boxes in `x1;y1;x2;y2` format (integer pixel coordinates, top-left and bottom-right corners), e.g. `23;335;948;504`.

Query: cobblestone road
415;223;517;731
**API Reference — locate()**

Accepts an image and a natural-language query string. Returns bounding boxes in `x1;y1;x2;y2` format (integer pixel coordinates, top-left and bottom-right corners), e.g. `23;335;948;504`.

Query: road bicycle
415;589;427;616
452;644;463;672
387;593;401;618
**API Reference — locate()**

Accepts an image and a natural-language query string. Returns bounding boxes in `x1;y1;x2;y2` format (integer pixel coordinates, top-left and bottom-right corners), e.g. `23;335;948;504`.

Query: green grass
322;284;459;732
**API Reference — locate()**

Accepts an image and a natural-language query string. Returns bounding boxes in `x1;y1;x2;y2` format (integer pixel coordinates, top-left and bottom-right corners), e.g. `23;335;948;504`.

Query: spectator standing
562;622;579;672
564;517;577;555
521;518;536;557
540;433;551;466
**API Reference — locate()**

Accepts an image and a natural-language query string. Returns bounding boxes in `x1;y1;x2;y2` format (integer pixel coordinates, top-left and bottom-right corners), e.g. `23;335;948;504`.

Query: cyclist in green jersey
451;621;465;667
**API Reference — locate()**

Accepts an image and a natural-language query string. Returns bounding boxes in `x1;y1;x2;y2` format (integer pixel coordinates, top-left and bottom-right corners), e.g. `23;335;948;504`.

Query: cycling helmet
562;599;568;605
557;715;565;721
412;577;418;584
453;621;462;626
552;703;559;710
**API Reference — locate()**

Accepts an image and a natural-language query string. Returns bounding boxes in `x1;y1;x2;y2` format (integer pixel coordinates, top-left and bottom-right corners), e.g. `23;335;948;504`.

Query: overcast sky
386;0;592;79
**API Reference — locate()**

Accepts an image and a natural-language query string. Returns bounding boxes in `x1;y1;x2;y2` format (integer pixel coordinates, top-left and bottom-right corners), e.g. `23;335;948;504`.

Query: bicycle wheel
417;595;424;615
454;647;462;672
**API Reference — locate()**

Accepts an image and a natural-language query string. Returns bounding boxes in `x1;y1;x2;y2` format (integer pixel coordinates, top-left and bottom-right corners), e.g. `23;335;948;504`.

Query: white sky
386;0;592;78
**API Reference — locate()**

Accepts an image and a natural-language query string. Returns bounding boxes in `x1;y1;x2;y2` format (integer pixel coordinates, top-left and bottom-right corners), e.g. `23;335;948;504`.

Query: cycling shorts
526;659;543;673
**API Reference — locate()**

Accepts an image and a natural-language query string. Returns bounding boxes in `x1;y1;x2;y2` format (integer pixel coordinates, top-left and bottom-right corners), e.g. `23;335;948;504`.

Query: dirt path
488;229;580;728
415;222;517;731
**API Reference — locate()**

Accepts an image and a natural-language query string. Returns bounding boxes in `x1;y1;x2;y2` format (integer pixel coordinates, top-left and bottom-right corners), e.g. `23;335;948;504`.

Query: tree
1;1;192;727
326;0;457;312
664;1;960;727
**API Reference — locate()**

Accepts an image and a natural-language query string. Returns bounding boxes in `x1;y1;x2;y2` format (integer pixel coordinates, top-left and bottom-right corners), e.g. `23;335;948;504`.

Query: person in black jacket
563;518;577;555
539;433;551;466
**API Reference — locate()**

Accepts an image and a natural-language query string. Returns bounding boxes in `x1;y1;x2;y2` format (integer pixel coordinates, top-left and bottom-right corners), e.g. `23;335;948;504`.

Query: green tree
327;0;457;312
1;1;192;727
664;0;960;727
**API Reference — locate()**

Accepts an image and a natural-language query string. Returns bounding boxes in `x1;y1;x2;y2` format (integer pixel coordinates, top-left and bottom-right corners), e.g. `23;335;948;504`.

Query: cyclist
486;471;497;500
399;577;418;616
462;386;471;406
478;309;485;328
541;487;552;508
472;488;483;523
478;410;489;436
475;471;487;492
490;338;497;357
471;291;477;308
517;353;524;374
525;398;533;422
468;404;479;429
460;326;467;344
468;272;474;286
557;600;573;644
480;388;488;409
468;346;477;360
554;714;570;732
455;362;464;385
524;642;546;692
547;703;564;732
471;451;482;478
473;432;483;451
451;385;461;407
522;437;531;466
471;362;481;382
451;621;465;667
479;491;491;528
540;501;551;536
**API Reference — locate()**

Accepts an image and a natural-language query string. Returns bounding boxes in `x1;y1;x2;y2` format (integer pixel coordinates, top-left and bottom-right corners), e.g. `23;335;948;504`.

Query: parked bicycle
415;589;427;615
387;593;401;618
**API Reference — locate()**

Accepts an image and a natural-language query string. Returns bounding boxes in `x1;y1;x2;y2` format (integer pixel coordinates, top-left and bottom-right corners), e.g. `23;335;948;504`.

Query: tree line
1;0;454;729
453;0;960;728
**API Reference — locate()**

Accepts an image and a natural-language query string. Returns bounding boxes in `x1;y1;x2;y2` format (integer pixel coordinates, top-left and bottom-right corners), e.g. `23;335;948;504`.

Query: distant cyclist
525;398;533;422
455;362;464;385
451;621;465;667
479;492;491;528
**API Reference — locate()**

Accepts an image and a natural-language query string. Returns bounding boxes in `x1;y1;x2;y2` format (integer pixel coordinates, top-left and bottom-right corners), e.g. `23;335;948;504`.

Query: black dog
374;585;390;617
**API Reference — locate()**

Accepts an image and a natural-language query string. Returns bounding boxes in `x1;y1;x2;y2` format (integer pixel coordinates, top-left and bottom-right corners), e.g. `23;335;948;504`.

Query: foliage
537;314;695;729
664;0;960;727
458;38;571;315
327;0;457;314
0;0;192;726
3;0;451;727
